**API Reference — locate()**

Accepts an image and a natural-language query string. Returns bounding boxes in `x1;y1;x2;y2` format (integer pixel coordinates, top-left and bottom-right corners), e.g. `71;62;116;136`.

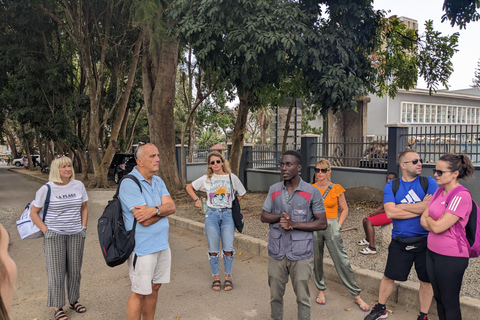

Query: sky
373;0;480;91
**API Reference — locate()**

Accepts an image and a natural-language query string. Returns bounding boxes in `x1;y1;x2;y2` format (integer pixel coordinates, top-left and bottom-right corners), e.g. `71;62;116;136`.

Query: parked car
12;155;40;167
108;153;136;184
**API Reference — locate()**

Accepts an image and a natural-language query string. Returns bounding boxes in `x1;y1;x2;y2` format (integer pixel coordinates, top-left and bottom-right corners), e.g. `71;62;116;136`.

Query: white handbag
16;184;51;239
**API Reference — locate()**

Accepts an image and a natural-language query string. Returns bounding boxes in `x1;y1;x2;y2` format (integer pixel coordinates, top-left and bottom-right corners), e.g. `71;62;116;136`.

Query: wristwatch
155;206;161;217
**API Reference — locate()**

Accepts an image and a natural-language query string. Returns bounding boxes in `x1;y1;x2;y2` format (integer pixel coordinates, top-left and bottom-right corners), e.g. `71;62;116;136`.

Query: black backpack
97;175;141;267
392;176;429;197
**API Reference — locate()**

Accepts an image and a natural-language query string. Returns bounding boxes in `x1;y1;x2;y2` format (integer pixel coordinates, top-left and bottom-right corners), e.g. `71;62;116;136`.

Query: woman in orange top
312;159;370;312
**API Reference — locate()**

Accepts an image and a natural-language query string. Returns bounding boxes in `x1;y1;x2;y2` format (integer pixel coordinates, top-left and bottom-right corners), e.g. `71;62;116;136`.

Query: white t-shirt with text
34;180;88;235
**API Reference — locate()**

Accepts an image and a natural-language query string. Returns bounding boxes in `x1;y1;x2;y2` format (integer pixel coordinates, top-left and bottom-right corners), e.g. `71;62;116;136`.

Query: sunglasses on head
210;160;222;165
314;168;329;173
433;169;454;176
134;142;146;160
403;158;423;165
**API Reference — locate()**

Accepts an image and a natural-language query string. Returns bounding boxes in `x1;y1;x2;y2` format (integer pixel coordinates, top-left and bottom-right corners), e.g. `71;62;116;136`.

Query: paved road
2;164;420;319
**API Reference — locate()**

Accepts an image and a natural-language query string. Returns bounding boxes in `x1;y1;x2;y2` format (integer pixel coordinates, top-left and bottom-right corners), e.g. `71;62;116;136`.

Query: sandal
212;279;221;291
224;279;233;291
54;308;68;320
69;301;86;313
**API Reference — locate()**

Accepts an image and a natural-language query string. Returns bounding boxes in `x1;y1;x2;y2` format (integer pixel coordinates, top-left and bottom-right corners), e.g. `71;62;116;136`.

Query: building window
401;102;480;124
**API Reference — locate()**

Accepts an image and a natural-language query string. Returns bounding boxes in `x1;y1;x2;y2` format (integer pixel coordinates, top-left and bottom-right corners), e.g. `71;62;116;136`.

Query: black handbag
229;174;244;233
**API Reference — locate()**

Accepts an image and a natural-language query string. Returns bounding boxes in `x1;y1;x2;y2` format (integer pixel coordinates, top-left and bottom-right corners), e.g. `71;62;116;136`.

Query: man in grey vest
261;150;327;320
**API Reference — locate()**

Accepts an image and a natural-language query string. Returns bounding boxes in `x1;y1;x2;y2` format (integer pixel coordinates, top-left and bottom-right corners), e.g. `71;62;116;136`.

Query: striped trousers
43;229;85;307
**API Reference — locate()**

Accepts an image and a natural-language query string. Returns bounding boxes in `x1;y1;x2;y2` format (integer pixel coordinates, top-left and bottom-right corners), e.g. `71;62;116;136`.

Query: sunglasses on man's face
210;160;222;165
403;158;423;165
314;168;329;174
433;169;454;176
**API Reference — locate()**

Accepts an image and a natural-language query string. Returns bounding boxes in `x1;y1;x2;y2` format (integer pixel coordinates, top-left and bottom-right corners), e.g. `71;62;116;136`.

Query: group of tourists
261;149;476;320
0;145;476;320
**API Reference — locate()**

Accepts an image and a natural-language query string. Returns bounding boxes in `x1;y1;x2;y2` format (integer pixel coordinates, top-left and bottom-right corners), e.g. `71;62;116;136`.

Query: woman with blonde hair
0;223;17;320
30;156;88;320
186;151;246;291
312;159;370;312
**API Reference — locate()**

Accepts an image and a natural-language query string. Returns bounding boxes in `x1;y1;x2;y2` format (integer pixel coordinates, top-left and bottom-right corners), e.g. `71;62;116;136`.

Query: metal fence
187;146;229;163
250;144;297;170
311;136;388;168
404;125;480;165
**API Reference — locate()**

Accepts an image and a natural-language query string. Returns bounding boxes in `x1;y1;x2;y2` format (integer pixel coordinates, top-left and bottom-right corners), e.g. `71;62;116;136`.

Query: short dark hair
386;171;398;179
397;150;417;163
282;150;302;165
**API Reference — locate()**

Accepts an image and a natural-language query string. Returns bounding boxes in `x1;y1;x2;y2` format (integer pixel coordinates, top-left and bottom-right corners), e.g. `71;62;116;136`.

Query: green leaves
418;20;459;93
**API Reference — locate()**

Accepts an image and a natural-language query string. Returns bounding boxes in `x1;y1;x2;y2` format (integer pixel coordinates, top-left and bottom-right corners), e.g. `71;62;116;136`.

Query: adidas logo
400;190;421;204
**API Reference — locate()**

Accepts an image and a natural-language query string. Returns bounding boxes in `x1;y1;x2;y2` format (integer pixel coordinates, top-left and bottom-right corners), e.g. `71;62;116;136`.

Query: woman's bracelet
193;198;199;202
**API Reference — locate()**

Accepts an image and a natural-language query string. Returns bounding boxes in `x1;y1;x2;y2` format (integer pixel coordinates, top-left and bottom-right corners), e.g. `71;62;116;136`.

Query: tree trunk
282;98;295;155
229;92;251;175
187;118;195;162
259;108;269;145
142;29;182;191
126;104;143;153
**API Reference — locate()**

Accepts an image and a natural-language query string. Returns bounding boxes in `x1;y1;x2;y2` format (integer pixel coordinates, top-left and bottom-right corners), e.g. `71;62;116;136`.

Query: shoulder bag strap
228;174;236;198
321;183;334;200
42;184;51;222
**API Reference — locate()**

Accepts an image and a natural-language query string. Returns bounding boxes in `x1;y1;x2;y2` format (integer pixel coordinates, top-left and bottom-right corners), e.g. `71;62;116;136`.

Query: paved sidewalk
7;167;480;319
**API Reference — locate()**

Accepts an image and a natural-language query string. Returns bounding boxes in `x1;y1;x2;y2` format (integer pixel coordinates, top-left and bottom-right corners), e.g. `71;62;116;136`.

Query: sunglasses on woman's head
314;168;329;173
210;160;222;165
433;169;454;176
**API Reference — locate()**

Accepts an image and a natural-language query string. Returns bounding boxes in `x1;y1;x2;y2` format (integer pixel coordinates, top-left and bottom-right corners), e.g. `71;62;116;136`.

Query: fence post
175;144;186;181
239;144;253;187
386;123;409;174
301;134;320;183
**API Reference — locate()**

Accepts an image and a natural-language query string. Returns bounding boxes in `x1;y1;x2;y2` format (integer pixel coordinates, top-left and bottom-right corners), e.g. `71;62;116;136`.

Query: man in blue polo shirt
119;143;175;320
261;150;327;320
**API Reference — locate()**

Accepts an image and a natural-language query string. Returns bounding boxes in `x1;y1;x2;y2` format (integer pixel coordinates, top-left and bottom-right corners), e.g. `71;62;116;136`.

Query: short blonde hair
49;156;75;183
315;158;332;181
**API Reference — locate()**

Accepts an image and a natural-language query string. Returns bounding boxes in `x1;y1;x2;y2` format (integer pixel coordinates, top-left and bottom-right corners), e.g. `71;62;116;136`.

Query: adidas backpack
432;185;480;258
97;175;141;267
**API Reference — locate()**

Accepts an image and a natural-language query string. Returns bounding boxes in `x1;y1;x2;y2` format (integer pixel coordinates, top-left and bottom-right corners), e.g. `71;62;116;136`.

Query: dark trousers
426;249;468;320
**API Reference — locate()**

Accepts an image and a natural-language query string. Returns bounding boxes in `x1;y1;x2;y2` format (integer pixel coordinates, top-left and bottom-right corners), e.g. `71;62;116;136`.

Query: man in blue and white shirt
119;143;175;320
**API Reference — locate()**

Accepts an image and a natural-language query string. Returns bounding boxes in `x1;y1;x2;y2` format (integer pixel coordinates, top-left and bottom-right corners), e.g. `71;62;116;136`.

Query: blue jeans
205;207;235;276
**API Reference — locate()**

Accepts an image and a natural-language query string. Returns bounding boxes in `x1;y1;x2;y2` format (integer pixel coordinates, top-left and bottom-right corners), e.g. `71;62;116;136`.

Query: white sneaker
357;239;370;246
360;247;377;255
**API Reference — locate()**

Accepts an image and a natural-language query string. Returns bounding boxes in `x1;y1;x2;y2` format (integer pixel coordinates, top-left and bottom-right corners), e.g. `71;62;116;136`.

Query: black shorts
384;237;430;283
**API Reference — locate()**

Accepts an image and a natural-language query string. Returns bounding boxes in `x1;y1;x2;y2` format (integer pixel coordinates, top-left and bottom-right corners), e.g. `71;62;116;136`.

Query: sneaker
364;304;387;320
360;247;377;255
357;239;370;246
417;313;429;320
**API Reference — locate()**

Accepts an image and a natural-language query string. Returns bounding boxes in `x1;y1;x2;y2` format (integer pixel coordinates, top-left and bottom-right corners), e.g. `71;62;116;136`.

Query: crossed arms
131;195;175;226
384;194;432;220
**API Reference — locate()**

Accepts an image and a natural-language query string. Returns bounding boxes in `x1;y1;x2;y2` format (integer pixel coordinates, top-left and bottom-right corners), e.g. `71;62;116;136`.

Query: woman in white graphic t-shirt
186;151;246;292
30;156;88;320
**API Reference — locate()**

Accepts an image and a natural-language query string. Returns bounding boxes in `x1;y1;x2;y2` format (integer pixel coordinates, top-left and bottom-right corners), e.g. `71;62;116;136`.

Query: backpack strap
392;178;400;197
392;176;428;197
42;184;51;222
116;175;143;233
419;176;429;195
443;185;470;254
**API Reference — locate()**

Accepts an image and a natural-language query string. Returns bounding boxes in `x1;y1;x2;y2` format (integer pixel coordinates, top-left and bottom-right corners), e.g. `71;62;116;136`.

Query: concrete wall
244;165;480;203
246;169;282;192
185;162;207;183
